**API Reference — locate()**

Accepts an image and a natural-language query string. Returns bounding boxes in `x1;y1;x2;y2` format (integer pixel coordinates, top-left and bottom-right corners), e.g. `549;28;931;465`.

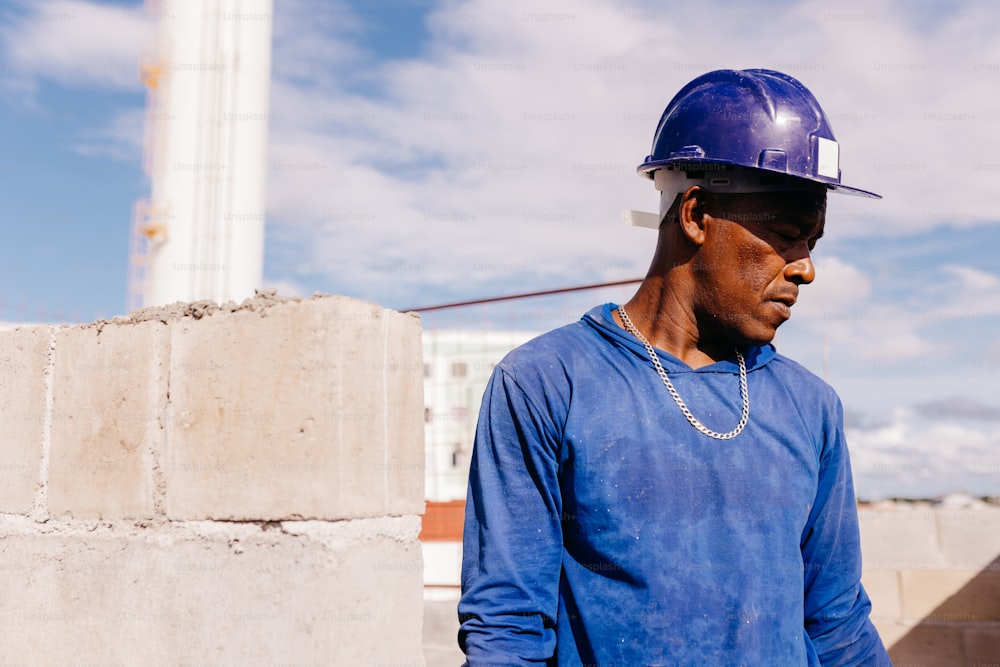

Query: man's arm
458;366;564;666
801;397;892;666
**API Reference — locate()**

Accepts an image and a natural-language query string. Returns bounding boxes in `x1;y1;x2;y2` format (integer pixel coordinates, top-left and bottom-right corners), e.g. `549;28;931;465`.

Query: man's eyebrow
770;216;825;240
800;219;825;239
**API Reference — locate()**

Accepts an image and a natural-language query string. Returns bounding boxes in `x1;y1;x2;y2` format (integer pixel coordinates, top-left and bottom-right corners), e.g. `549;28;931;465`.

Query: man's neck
615;279;734;370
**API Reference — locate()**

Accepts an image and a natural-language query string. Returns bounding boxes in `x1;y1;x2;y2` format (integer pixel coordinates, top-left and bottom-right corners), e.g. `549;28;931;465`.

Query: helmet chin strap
622;209;663;229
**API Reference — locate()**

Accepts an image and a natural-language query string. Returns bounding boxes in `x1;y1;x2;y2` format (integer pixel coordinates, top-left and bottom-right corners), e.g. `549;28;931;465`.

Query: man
459;69;891;666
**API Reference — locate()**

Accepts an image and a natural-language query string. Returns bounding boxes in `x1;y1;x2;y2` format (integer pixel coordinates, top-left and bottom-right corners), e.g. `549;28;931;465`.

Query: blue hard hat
638;69;880;198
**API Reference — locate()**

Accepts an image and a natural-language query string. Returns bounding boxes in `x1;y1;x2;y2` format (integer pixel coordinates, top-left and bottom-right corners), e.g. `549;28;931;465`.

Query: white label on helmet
817;137;839;179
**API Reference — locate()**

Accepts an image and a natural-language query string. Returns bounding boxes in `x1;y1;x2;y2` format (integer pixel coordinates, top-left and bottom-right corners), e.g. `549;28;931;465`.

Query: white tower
131;0;274;309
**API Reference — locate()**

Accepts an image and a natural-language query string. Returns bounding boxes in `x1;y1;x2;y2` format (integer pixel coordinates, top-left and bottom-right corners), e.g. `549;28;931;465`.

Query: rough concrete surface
936;507;1000;567
0;325;51;513
964;626;1000;662
385;310;426;516
0;518;423;665
899;568;1000;622
48;320;165;519
165;295;423;520
859;503;1000;667
114;287;296;325
861;569;901;621
885;624;966;665
0;292;428;664
858;507;946;570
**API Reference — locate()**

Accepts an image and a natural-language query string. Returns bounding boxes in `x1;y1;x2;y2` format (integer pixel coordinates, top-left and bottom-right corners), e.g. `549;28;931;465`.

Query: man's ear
678;186;710;246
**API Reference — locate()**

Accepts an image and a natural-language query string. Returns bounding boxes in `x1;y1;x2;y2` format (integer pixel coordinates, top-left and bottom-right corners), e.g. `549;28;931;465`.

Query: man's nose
785;255;816;285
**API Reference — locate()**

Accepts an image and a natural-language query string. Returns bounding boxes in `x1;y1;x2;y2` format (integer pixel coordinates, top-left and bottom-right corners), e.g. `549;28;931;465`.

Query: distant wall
420;502;1000;663
0;293;426;665
860;505;1000;665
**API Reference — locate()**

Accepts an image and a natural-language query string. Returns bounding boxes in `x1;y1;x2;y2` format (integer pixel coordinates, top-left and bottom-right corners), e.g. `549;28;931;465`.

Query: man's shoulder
768;351;841;405
491;307;617;395
499;319;597;373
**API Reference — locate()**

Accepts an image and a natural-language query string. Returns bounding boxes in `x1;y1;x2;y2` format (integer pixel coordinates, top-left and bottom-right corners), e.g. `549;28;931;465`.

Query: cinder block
385;310;425;515
862;569;901;621
0;326;50;514
166;296;423;521
936;508;1000;569
48;321;164;519
899;569;1000;622
859;508;945;571
427;644;468;667
887;624;964;667
332;299;390;518
964;625;1000;664
0;521;423;664
869;619;909;652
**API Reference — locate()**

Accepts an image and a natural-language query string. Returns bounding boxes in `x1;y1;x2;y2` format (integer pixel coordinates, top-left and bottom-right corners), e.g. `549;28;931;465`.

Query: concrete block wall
860;504;1000;666
0;292;426;665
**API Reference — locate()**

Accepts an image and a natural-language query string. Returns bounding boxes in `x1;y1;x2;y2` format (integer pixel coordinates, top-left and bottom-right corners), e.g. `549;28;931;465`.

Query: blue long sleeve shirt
459;304;890;666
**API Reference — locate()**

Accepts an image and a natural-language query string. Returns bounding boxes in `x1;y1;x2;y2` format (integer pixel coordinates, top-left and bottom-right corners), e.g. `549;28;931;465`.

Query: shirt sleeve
801;397;892;666
458;366;565;666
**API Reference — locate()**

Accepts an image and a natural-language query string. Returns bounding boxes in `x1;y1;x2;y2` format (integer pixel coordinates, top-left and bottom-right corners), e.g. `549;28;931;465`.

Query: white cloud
941;265;1000;291
849;407;1000;499
786;254;937;361
795;256;872;317
0;0;153;93
787;256;1000;365
775;251;998;427
924;265;1000;322
915;395;1000;421
11;0;995;309
260;0;1000;311
269;0;364;87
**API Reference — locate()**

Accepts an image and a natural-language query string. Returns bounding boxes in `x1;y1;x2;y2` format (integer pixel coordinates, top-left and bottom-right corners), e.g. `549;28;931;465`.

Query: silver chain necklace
617;306;749;440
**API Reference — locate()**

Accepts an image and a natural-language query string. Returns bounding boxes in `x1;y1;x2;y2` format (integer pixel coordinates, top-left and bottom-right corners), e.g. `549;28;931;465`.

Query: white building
422;329;539;501
420;329;538;597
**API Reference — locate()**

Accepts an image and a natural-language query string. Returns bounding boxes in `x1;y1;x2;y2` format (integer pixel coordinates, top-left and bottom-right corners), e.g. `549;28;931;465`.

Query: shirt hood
581;303;776;374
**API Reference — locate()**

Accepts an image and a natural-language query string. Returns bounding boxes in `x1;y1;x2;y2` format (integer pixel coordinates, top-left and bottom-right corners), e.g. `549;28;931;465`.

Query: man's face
693;190;827;347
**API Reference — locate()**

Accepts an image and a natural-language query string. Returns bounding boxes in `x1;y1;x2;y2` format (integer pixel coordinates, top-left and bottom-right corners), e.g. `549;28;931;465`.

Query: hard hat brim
825;182;882;199
637;159;881;200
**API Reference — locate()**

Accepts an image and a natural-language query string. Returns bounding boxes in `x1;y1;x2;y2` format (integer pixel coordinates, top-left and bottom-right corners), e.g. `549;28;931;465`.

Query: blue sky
1;0;998;498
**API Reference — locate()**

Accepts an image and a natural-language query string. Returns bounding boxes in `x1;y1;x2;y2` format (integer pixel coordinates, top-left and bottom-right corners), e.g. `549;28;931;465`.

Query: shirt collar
581;302;776;373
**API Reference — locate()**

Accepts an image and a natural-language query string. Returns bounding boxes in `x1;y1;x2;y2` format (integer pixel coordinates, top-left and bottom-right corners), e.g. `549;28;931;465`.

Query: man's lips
768;292;798;318
768;289;798;308
771;296;797;308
